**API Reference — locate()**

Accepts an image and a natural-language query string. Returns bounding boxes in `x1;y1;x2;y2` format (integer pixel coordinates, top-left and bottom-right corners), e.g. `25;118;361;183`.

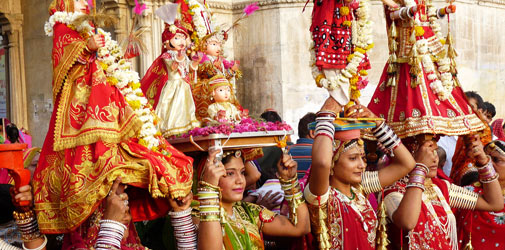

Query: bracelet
406;163;429;191
170;208;197;249
95;220;126;249
279;178;305;225
168;207;192;218
198;181;220;191
22;235;47;250
373;122;401;156
407;6;415;18
476;157;499;183
197;184;221;222
14;211;42;242
316;110;337;119
315;120;335;139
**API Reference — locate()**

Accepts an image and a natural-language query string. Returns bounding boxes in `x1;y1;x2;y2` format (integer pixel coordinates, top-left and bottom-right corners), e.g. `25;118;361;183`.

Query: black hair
260;111;282;123
465;91;484;109
298;112;316;138
222;151;244;165
483;101;496;118
436;147;446;168
6;123;19;143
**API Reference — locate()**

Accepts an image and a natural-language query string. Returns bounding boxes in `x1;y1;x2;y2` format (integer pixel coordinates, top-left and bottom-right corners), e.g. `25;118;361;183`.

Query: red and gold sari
33;0;193;236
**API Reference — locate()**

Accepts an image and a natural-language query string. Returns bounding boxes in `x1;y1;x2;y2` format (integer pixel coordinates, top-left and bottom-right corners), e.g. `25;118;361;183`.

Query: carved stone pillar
3;13;28;129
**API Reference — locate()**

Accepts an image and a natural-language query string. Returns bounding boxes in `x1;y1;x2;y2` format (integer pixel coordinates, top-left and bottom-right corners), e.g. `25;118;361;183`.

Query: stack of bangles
372;122;401;156
406;163;430;191
477;156;499;183
13;210;47;250
279;175;305;225
198;181;221;222
95;219;127;250
397;6;414;20
315;111;336;140
169;208;197;249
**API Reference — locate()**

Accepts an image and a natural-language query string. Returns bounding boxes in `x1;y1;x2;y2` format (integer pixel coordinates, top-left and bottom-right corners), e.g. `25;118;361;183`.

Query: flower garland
186;0;225;46
45;11;166;152
174;118;293;139
404;0;454;101
310;0;374;101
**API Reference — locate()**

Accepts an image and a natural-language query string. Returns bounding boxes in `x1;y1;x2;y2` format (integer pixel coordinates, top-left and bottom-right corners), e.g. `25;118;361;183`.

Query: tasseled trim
375;190;390;250
318;196;331;249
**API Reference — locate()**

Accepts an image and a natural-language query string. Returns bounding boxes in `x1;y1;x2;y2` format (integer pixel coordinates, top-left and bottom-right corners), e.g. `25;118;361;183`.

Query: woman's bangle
22;235;47;250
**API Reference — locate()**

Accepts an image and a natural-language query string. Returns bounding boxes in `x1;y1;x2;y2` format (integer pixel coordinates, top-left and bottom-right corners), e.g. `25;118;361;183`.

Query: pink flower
134;0;147;16
243;2;259;16
87;0;93;10
356;77;369;90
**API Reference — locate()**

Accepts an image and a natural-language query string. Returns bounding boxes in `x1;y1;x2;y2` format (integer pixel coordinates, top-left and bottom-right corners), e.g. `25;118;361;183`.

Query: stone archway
0;1;28;129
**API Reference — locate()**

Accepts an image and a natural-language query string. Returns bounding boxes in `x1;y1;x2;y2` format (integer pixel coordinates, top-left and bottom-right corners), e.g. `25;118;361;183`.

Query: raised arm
346;105;416;187
309;98;342;196
197;150;226;250
465;135;504;211
390;141;437;230
262;154;310;237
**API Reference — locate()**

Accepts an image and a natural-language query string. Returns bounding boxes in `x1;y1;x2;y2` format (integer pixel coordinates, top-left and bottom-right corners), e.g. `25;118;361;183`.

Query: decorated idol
141;3;201;137
205;75;242;124
309;0;374;110
367;1;485;138
34;0;194;248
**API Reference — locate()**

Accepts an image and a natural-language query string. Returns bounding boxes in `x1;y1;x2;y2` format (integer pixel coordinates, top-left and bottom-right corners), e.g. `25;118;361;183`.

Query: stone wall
16;0;505;146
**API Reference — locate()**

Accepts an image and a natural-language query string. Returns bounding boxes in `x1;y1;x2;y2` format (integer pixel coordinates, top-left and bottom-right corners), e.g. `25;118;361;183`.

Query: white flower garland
310;0;373;98
187;0;224;42
404;0;454;101
45;11;162;150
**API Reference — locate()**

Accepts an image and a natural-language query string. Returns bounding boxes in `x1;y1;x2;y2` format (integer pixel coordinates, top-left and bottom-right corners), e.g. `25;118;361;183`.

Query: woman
384;135;504;249
196;148;310;249
456;140;505;249
367;0;485;139
34;0;193;245
305;98;416;249
140;8;201;136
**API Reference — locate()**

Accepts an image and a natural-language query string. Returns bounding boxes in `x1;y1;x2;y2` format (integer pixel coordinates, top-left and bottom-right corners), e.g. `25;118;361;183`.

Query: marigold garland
310;0;374;103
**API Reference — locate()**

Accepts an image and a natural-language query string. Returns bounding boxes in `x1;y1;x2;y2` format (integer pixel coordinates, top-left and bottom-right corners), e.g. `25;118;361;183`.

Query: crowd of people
1;0;504;249
1;92;504;249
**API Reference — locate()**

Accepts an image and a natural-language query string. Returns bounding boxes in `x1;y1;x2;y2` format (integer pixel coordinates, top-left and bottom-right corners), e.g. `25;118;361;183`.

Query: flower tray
167;130;293;153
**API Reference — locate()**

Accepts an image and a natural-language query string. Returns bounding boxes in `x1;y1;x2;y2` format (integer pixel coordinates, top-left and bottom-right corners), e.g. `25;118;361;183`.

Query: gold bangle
199;181;220;191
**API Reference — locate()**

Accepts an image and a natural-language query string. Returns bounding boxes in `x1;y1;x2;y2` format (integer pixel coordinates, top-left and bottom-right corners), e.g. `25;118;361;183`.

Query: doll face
213;85;231;102
169;33;187;51
74;0;89;14
332;145;367;185
219;156;246;203
205;37;222;57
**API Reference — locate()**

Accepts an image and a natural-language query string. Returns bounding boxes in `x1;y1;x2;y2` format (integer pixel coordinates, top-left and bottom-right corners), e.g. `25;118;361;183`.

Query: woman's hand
414;140;438;167
11;185;33;208
202;149;226;186
168;192;193;212
321;97;342;115
277;154;297;180
464;134;488;166
87;34;105;51
346;104;383;126
256;190;283;210
103;177;131;225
